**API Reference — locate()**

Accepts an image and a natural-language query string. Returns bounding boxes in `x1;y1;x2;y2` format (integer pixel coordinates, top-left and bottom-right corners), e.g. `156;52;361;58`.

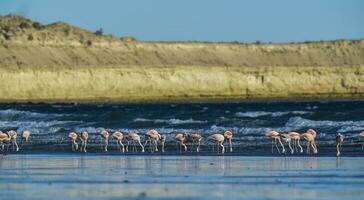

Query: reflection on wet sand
0;155;363;199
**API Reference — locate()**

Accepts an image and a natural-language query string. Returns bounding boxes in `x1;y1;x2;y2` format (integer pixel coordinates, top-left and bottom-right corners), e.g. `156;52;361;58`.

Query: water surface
0;155;363;199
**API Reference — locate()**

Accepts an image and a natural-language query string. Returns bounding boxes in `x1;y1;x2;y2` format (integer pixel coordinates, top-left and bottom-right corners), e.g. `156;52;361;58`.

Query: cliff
1;15;364;103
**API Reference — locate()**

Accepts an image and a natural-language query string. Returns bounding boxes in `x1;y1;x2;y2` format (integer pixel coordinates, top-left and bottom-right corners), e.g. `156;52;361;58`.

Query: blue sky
0;0;363;42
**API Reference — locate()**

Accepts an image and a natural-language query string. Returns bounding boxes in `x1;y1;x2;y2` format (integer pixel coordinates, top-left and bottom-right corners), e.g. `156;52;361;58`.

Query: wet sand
0;154;363;199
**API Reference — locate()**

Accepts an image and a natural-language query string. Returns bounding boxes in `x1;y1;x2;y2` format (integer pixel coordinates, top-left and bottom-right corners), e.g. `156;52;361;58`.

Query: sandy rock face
0;65;363;103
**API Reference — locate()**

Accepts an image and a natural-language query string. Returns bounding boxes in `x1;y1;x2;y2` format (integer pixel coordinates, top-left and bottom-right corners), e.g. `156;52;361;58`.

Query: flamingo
208;134;225;153
100;130;109;152
301;133;318;154
288;132;303;153
144;129;160;153
112;131;125;152
188;133;202;152
126;133;144;152
80;131;89;153
306;129;317;138
175;133;187;152
360;131;364;150
21;131;31;148
266;131;285;154
8;130;19;152
68;132;78;152
336;133;344;157
224;131;233;152
0;131;11;153
281;133;294;154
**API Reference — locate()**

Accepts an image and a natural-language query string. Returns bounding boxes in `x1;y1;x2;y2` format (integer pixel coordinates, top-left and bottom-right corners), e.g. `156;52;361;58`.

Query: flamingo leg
84;140;87;152
311;142;317;154
138;140;144;152
297;139;303;153
104;139;108;152
336;143;340;156
229;139;232;152
197;141;200;152
277;138;285;154
126;141;129;152
120;141;125;152
271;139;274;153
14;139;19;152
274;138;280;154
288;140;294;154
144;139;149;151
74;141;78;151
182;143;187;152
154;140;158;152
312;142;318;153
220;141;225;154
306;142;310;154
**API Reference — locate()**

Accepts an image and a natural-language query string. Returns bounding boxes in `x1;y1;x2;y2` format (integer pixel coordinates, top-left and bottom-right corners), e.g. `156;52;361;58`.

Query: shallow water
0;154;363;199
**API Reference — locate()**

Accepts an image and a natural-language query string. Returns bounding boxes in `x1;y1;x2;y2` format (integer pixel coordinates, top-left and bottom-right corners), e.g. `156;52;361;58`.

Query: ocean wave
234;111;312;118
0;120;83;135
133;118;208;125
337;126;364;133
0;109;70;120
285;117;364;128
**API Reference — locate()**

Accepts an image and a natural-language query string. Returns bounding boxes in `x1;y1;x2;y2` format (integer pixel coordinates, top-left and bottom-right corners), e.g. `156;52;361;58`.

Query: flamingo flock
0;130;31;153
1;129;364;157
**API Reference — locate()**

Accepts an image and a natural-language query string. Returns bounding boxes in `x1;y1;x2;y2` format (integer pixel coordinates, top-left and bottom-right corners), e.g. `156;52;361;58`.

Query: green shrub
94;28;103;36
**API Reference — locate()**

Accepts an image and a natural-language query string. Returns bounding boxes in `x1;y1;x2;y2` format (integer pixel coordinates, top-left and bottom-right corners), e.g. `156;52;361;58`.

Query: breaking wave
133;118;208;125
285;117;364;128
234;111;312;118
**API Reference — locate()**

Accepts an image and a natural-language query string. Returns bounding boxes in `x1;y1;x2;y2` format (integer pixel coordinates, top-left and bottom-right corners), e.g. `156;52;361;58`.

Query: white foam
235;111;312;118
133;118;207;125
285;116;364;128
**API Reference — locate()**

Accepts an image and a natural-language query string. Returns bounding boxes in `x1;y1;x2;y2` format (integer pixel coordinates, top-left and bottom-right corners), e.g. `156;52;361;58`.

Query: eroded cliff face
0;15;364;103
1;65;363;103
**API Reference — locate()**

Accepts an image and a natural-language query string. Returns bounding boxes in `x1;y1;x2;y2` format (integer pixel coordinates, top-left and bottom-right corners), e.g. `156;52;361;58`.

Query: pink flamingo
112;131;125;152
266;131;285;154
301;132;318;154
21;131;31;149
68;132;78;152
208;134;225;154
126;133;144;152
100;130;109;152
8;130;19;152
188;133;202;152
80;131;89;152
0;131;11;153
288;132;303;153
281;133;294;154
224;131;233;152
336;133;344;157
306;129;317;138
144;129;160;152
175;133;187;152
